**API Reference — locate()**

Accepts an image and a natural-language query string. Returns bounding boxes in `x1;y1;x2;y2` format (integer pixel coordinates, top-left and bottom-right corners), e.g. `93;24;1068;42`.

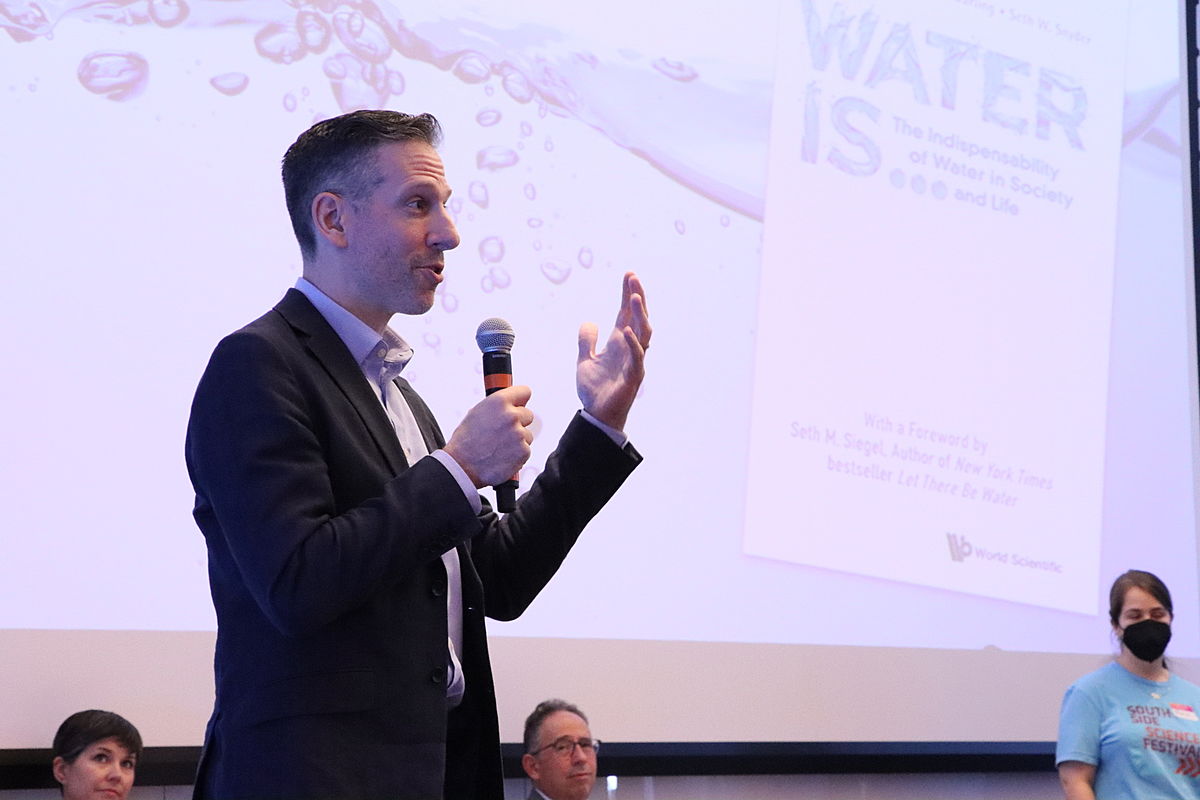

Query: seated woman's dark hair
53;710;143;764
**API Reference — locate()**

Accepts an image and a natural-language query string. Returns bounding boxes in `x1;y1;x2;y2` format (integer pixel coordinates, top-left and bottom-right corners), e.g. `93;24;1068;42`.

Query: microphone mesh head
475;317;515;352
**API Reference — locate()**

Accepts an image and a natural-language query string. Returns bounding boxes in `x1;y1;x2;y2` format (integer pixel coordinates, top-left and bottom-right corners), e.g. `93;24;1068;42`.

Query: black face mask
1123;619;1172;662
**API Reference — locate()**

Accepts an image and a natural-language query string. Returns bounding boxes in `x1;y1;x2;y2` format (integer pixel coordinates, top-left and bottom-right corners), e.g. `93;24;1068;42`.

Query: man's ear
312;191;349;248
521;753;539;781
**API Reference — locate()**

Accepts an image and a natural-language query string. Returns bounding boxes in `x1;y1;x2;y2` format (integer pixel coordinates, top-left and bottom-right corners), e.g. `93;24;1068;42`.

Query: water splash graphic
254;22;305;65
468;180;489;208
540;260;569;284
652;57;698;82
478;236;504;263
148;0;187;28
210;72;248;95
296;10;331;52
332;8;391;63
475;108;501;127
476;146;518;170
5;0;779;219
77;51;148;100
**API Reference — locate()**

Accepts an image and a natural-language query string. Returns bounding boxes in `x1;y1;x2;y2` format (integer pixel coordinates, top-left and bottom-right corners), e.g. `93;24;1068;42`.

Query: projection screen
2;0;1198;757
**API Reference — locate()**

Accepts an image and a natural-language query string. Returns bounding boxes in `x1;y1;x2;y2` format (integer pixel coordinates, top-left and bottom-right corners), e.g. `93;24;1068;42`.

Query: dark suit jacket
185;290;640;799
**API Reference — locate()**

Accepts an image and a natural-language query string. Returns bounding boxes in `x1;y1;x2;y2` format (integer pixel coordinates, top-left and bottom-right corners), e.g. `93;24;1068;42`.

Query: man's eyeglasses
529;736;601;758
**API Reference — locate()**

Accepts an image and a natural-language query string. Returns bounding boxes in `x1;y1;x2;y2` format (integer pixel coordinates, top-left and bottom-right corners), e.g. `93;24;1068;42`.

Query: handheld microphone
475;317;518;512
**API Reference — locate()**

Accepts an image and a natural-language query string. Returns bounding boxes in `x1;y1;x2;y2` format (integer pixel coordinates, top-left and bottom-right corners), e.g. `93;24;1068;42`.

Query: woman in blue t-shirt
1056;570;1200;800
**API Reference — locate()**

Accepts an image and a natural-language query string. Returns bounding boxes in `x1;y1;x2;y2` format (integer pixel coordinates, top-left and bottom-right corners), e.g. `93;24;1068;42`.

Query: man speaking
185;110;651;800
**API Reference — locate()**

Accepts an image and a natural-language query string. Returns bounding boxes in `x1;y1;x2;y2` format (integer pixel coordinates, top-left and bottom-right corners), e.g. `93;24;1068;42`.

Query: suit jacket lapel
274;289;408;475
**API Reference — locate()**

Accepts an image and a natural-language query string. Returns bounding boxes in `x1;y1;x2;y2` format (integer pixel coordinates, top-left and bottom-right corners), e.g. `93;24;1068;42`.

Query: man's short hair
281;110;443;260
52;709;143;764
523;698;589;753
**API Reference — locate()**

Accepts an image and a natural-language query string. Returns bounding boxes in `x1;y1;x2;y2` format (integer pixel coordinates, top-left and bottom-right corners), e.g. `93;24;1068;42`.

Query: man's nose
429;208;460;252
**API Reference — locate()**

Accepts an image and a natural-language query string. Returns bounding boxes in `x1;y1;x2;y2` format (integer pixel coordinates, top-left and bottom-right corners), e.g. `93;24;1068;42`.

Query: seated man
521;699;599;800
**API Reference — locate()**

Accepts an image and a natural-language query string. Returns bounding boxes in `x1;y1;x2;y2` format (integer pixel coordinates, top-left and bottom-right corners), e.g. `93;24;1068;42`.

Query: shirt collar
294;278;414;380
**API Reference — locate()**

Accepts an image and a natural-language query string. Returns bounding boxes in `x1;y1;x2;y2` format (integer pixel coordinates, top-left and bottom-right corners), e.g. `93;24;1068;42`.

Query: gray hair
523;698;589;754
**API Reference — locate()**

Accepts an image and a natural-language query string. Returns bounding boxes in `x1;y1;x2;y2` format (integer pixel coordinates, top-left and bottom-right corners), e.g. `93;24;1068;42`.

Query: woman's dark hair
1109;569;1173;627
52;710;143;765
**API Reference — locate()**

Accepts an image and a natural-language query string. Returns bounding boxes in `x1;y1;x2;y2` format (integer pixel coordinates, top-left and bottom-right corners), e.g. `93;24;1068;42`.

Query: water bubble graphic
296;10;331;52
674;219;686;234
910;175;927;194
422;331;441;349
1;0;51;37
210;72;249;96
332;8;392;64
468;181;489;208
336;9;362;38
652;58;698;82
323;57;347;79
366;62;389;93
520;121;532;137
255;22;305;64
475;108;501;127
541;261;570;285
324;53;387;112
478;236;504;263
440;291;459;313
490;266;511;289
283;92;298;111
449;197;463;215
532;240;543;251
932;180;948;200
527;218;543;228
453;51;490;83
387;70;405;95
500;66;534;103
889;168;906;188
720;215;731;227
148;0;187;27
544;137;554;152
90;3;148;25
578;247;594;268
522;183;536;200
476;146;518;171
481;275;495;293
77;52;148;101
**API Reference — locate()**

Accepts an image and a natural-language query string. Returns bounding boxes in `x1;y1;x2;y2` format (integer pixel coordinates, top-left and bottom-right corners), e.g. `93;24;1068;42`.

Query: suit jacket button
431;581;446;598
431;667;446;684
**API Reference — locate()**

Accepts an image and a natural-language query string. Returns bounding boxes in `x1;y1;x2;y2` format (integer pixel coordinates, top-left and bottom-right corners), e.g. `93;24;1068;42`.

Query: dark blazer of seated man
522;699;600;800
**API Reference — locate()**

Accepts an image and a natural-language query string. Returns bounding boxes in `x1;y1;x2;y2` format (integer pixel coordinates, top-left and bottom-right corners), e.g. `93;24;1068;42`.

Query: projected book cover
743;0;1127;613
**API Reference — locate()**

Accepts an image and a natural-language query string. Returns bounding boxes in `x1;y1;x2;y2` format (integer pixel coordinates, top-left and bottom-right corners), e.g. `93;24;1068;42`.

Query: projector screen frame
0;742;1060;792
3;0;1200;790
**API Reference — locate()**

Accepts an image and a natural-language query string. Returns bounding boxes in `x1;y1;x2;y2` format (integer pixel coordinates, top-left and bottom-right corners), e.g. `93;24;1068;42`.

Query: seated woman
1056;569;1200;799
52;710;143;800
